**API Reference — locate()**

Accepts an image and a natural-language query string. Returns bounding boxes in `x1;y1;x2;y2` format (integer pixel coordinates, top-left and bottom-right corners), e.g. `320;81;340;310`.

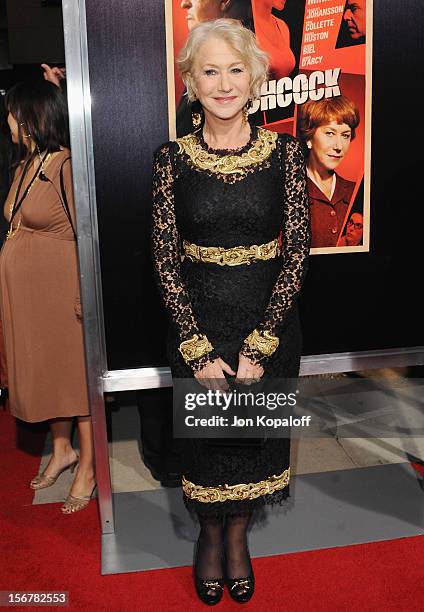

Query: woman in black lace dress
151;19;310;605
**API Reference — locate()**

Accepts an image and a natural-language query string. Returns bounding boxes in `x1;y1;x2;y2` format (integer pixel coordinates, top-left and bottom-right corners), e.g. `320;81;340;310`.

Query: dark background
0;0;64;88
66;1;424;368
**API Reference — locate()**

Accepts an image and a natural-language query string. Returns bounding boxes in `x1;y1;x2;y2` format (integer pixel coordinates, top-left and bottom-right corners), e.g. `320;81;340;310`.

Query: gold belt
182;237;281;266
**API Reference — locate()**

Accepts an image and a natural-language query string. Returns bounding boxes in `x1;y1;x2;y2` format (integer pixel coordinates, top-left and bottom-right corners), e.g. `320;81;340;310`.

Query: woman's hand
194;357;236;392
41;64;66;88
236;352;264;385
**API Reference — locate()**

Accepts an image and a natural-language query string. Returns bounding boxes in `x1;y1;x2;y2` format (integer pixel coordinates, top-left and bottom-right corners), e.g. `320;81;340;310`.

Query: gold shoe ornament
61;483;97;514
30;456;79;490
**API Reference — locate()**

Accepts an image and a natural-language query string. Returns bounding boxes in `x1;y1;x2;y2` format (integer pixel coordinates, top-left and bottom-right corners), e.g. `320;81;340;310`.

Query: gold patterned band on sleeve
182;468;290;503
178;333;213;363
182;237;281;266
244;328;279;357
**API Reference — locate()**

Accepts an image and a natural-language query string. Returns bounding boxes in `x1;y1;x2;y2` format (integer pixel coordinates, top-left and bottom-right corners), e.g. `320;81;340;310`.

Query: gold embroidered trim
183;237;281;266
244;328;280;357
178;333;213;363
176;127;278;176
182;468;290;503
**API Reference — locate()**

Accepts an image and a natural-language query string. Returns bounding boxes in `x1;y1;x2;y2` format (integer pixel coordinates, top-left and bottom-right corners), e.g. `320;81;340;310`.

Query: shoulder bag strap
59;156;77;239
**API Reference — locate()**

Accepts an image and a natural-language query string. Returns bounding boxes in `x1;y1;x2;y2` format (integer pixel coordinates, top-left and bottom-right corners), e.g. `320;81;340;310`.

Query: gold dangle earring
242;99;253;123
191;98;203;130
20;122;31;139
192;109;202;129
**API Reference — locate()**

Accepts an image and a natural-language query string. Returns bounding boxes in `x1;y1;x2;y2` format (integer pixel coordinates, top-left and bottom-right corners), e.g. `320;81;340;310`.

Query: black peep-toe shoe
194;539;225;606
226;554;255;604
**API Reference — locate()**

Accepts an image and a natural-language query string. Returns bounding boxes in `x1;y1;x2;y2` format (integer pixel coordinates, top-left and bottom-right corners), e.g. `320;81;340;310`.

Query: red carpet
1;409;423;611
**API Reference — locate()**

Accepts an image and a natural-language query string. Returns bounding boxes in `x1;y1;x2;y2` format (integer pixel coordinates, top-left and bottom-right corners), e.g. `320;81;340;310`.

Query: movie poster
165;0;372;254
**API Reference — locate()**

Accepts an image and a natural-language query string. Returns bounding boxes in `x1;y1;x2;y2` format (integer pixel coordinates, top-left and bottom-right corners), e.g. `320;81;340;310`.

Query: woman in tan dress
0;79;96;513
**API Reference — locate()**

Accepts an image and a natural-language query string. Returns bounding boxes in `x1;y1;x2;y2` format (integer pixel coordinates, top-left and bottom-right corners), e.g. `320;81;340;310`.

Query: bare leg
68;415;96;497
41;418;78;477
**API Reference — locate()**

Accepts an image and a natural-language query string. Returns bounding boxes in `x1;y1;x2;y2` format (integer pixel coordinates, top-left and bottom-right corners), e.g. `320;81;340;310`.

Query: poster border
165;0;177;141
312;0;372;255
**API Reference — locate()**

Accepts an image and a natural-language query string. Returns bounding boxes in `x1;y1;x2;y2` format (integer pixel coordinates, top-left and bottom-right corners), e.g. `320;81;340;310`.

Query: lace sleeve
151;143;219;373
240;135;311;367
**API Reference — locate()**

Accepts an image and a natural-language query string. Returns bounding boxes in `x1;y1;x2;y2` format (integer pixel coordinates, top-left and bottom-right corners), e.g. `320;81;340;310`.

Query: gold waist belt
182;237;281;266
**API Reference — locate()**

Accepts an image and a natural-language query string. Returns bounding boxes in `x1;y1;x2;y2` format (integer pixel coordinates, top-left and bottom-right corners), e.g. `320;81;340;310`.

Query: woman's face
181;0;222;30
7;112;19;144
308;121;352;172
191;37;251;122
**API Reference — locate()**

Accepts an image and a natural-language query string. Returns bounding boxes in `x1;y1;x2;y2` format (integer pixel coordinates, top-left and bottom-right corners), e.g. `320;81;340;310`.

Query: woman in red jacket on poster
298;96;360;248
252;0;295;79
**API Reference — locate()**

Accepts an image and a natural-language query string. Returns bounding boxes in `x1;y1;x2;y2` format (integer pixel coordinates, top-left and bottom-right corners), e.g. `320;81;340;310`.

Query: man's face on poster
345;213;363;246
343;0;366;41
181;0;223;29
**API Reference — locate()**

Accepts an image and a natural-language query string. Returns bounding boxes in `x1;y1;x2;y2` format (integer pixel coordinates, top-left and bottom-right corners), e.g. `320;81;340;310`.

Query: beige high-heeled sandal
30;456;79;490
61;483;97;514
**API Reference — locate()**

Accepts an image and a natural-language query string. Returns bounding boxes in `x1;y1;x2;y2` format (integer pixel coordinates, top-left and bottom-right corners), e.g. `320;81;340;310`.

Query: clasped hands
194;352;264;392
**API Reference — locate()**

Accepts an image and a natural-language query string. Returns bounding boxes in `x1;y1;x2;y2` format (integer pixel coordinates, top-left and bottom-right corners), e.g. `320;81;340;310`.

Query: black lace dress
151;125;310;518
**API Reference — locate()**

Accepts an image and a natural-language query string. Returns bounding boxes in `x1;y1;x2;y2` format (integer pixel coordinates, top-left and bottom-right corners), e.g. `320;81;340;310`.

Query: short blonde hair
177;18;269;102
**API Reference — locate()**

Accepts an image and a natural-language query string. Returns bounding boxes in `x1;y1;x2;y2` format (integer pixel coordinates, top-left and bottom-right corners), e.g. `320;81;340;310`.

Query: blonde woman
151;19;310;604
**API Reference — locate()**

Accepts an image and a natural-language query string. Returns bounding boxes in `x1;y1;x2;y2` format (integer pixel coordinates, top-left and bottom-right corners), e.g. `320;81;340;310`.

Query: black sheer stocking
224;513;252;594
196;515;224;590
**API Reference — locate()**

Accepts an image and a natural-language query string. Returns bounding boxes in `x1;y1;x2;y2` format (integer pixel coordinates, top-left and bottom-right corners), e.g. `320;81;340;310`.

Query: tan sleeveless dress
0;149;90;422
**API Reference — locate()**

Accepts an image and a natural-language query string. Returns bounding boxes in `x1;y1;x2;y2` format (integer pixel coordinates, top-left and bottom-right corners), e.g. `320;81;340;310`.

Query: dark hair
231;0;253;28
5;79;69;162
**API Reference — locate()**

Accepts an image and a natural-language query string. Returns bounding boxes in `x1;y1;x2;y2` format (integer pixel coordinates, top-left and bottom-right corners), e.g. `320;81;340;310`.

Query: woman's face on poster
308;121;352;172
181;0;223;29
191;37;251;121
